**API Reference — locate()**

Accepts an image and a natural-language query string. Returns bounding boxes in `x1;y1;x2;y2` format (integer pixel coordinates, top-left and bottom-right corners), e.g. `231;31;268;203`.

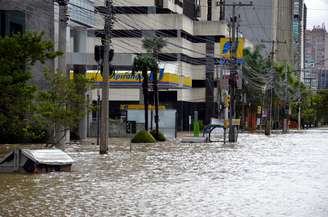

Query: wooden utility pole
261;40;287;135
218;1;253;143
98;0;113;154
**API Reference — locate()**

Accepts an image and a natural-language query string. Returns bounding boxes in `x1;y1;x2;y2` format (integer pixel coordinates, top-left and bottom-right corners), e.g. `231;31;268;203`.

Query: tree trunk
143;70;149;131
153;69;159;139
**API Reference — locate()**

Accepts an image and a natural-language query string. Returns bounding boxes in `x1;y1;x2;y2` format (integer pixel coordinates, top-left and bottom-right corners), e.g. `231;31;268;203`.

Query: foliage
150;130;166;141
35;71;91;137
131;130;156;143
0;32;60;143
314;90;328;124
133;54;158;74
142;36;166;134
143;36;167;56
193;120;200;137
243;46;304;123
133;53;158;131
242;46;271;106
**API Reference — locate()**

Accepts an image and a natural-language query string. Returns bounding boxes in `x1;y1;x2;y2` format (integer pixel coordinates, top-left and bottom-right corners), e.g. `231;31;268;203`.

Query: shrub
193;120;200;137
131;130;156;143
150;130;166;141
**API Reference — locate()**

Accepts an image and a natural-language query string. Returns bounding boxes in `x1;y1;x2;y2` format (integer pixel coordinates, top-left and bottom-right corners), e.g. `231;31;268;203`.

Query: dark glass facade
0;10;25;37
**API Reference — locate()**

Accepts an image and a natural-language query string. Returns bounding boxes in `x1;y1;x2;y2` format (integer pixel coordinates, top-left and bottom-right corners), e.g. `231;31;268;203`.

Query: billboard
220;37;245;60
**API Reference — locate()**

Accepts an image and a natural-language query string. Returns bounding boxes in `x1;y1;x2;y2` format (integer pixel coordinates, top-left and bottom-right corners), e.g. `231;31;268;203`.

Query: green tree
242;46;301;130
0;32;59;143
315;89;328;124
133;54;158;131
142;36;166;138
35;71;91;144
243;46;271;106
242;46;271;129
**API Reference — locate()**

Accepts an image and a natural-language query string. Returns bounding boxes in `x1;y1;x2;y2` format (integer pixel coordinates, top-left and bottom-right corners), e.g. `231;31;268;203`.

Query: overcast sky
304;0;328;29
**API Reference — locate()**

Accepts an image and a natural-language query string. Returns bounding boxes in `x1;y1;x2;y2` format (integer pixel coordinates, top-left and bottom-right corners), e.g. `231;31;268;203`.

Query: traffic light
99;64;115;77
94;45;104;63
94;45;114;62
225;95;231;108
108;49;114;62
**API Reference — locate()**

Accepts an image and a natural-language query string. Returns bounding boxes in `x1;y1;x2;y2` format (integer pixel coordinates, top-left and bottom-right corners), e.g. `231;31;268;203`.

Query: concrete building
292;0;306;79
75;0;231;131
0;0;253;136
0;0;55;87
318;69;328;89
224;0;294;64
304;25;328;90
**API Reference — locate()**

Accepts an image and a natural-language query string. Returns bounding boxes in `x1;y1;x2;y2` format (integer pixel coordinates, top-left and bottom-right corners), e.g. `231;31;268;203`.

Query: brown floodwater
1;130;328;217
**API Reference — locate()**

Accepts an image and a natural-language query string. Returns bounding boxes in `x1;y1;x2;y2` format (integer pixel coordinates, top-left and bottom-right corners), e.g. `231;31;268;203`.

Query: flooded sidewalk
1;129;328;217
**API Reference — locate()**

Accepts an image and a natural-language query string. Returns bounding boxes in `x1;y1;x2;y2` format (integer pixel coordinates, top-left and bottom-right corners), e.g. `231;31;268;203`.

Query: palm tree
142;37;166;138
133;54;158;131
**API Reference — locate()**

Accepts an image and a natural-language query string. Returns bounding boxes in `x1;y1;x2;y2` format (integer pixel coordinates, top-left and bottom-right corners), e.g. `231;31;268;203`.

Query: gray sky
304;0;328;29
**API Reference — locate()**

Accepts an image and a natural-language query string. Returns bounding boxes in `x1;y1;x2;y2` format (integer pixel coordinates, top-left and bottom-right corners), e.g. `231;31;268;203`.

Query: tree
242;46;301;130
243;46;271;105
35;71;91;145
242;46;271;129
142;36;166;138
133;54;158;131
0;32;60;143
315;90;328;124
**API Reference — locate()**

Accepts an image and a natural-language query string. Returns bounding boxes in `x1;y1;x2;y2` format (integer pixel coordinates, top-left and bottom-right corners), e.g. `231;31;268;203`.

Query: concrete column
74;29;88;140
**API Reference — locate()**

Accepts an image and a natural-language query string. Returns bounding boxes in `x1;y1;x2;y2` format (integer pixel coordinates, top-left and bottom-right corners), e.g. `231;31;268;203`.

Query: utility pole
218;1;253;143
261;40;287;135
58;0;68;75
96;0;113;154
57;0;69;145
283;62;289;133
296;69;302;130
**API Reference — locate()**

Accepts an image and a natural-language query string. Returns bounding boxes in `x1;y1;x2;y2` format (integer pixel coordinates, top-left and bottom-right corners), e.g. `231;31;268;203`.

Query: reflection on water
1;129;328;217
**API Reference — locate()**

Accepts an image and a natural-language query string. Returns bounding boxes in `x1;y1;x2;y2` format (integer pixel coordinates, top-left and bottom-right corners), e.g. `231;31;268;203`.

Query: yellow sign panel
224;120;230;128
70;71;192;88
220;38;245;59
257;106;262;115
232;119;241;126
225;95;231;108
224;119;241;127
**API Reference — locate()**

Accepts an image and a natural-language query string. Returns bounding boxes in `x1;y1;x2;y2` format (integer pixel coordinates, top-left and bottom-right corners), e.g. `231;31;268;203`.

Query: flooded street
1;129;328;217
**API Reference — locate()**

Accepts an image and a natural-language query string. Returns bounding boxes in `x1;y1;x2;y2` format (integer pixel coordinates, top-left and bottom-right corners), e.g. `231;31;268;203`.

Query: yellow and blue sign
219;37;245;65
70;69;192;89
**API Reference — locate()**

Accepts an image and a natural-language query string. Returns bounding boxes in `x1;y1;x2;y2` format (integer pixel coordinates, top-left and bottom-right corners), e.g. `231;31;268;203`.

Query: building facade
304;25;328;90
318;69;328;89
0;0;55;87
77;0;230;131
224;0;295;64
292;0;306;78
